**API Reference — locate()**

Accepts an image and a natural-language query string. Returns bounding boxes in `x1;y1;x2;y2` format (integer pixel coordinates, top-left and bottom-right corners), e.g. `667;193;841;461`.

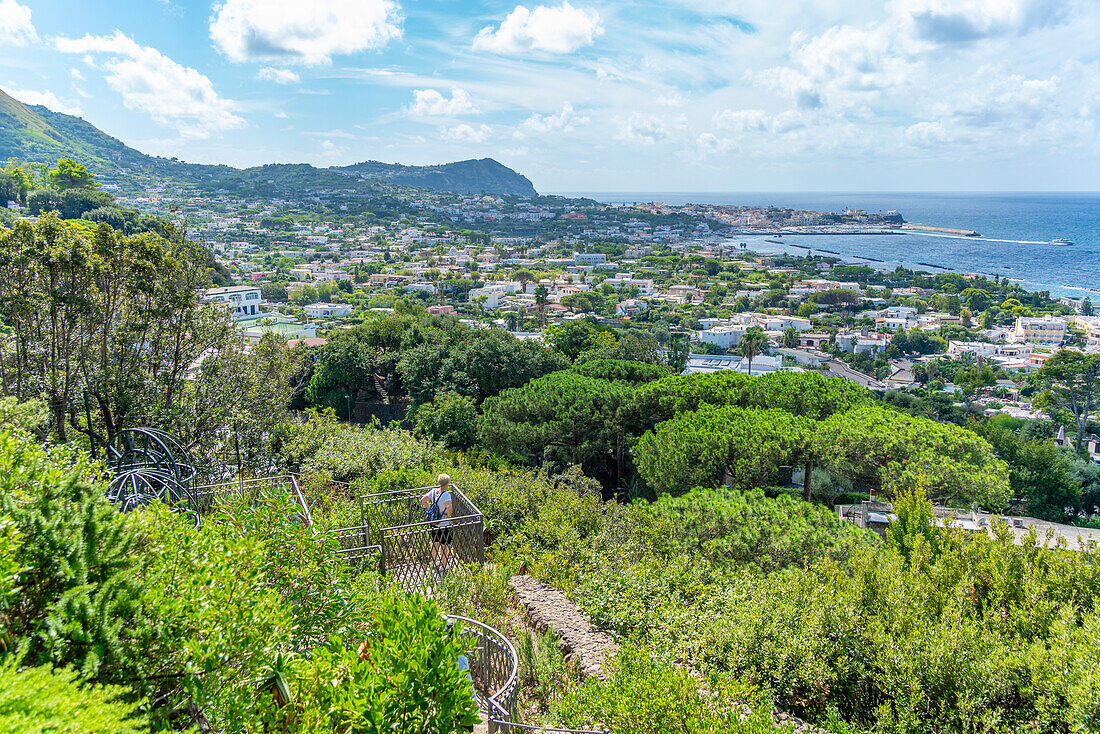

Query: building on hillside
303;302;352;319
616;299;647;317
798;333;831;349
683;354;789;376
203;285;264;319
1012;315;1067;345
428;304;457;317
573;252;607;266
775;348;830;368
697;324;747;348
1055;425;1100;464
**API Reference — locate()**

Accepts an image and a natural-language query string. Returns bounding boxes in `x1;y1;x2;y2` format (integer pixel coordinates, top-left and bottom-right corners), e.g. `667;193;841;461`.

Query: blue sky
1;0;1098;192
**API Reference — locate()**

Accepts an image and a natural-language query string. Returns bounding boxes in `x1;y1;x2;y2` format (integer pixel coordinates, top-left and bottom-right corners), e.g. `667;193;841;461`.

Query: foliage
398;323;568;406
0;660;144;734
975;421;1082;521
277;412;443;481
413;391;479;450
816;403;1010;509
634;406;813;496
0;214;273;453
1037;351;1100;451
479;371;632;477
569;359;670;385
0;428;143;681
551;644;778;734
47;158;96;191
288;590;480;734
644;486;873;574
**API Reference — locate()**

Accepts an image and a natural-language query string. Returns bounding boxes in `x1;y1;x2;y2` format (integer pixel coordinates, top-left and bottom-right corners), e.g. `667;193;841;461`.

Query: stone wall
507;574;828;733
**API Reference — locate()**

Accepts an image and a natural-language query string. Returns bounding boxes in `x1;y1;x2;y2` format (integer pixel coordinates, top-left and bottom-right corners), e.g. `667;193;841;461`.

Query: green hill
0;87;537;196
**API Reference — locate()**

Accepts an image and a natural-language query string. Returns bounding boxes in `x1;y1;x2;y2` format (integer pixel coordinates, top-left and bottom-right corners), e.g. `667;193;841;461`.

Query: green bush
413;391;479;450
550;644;777;734
277;412;443;481
292;589;479;733
644;486;874;574
0;660;144;733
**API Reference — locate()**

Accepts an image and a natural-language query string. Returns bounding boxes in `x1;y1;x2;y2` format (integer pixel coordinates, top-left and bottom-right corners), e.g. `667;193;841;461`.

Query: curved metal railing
446;615;607;734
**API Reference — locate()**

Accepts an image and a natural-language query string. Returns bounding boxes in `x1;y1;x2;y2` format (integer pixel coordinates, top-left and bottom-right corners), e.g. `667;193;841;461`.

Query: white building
697;324;748;348
303;302;352;319
1012;315;1067;345
683;354;788;376
573;252;608;266
203;285;264;320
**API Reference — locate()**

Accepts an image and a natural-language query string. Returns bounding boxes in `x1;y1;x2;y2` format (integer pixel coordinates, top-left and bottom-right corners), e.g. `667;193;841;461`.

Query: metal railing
446;615;607;734
189;475;315;528
329;484;484;590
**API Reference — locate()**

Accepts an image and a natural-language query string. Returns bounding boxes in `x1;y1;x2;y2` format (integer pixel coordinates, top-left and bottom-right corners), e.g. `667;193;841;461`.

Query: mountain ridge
0;88;537;196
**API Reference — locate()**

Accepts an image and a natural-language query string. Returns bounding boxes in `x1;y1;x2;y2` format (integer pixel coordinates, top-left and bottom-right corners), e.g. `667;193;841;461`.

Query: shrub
643;486;874;574
292;589;480;733
0;660;144;734
550;644;777;734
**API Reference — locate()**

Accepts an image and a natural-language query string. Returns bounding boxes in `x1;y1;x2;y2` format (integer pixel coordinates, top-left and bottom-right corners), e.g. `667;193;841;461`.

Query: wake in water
905;231;1051;245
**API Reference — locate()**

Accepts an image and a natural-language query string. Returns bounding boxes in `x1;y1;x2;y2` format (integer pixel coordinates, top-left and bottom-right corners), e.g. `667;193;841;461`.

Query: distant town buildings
1012;315;1067;345
203;285;264;320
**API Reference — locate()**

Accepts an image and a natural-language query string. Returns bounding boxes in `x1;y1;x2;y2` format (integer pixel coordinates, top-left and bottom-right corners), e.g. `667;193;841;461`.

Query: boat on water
1050;237;1074;245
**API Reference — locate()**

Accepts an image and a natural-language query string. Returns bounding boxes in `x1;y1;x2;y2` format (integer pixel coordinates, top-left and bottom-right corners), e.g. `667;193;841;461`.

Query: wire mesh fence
329;484;484;590
189;475;315;528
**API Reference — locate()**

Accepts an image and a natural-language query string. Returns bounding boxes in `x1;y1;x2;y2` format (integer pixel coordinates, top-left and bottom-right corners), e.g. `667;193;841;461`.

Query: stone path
507;574;828;734
509;574;618;680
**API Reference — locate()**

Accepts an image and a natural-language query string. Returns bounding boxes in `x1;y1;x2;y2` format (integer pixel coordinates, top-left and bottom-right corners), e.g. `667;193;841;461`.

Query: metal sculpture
105;427;197;514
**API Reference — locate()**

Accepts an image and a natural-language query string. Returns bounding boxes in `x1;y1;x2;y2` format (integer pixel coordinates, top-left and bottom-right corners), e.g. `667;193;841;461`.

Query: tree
545;320;603;361
797;302;819;318
261;282;289;302
781;326;798;349
1038;351;1100;452
634;405;813;496
815;403;1010;509
560;290;605;315
737;326;769;375
479;371;632;480
412;391;478;450
48;158;96;191
534;283;549;328
1083;298;1094;316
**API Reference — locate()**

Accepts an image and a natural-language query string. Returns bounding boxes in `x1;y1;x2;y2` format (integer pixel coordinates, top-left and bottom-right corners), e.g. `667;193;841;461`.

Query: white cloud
5;88;81;115
712;108;770;133
615;113;684;145
898;0;1068;44
441;123;492;143
69;68;84;81
53;31;245;139
409;88;479;116
0;0;36;46
257;67;300;84
211;0;401;65
517;102;588;136
474;2;603;54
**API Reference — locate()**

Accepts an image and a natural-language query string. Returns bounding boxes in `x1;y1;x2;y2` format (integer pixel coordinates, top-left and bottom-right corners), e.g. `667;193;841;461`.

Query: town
96;178;1096;462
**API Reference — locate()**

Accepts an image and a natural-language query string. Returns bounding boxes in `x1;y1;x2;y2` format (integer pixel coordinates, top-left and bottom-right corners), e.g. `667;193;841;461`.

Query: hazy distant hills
0;88;537;197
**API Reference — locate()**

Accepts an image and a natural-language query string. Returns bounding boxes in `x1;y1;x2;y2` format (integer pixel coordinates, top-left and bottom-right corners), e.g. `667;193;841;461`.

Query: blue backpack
425;490;446;524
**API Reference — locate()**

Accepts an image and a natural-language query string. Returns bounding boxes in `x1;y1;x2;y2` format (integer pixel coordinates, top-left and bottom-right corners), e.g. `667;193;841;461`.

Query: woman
420;473;454;580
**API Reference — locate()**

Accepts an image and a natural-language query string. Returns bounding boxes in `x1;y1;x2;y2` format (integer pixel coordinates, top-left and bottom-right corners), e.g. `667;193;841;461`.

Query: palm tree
738;326;769;376
534;284;549;329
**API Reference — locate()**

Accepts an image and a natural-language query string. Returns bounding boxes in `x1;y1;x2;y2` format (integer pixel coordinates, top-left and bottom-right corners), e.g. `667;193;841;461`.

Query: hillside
337;158;536;196
0;88;537;196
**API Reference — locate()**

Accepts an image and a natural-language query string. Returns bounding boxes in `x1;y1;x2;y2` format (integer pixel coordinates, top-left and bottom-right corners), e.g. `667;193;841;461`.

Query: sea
554;192;1100;298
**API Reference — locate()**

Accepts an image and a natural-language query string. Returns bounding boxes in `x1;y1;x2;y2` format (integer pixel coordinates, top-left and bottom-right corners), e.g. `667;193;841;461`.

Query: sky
1;0;1098;192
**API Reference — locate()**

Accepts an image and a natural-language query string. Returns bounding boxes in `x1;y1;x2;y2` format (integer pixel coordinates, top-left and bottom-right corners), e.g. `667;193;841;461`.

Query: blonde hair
437;473;451;487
